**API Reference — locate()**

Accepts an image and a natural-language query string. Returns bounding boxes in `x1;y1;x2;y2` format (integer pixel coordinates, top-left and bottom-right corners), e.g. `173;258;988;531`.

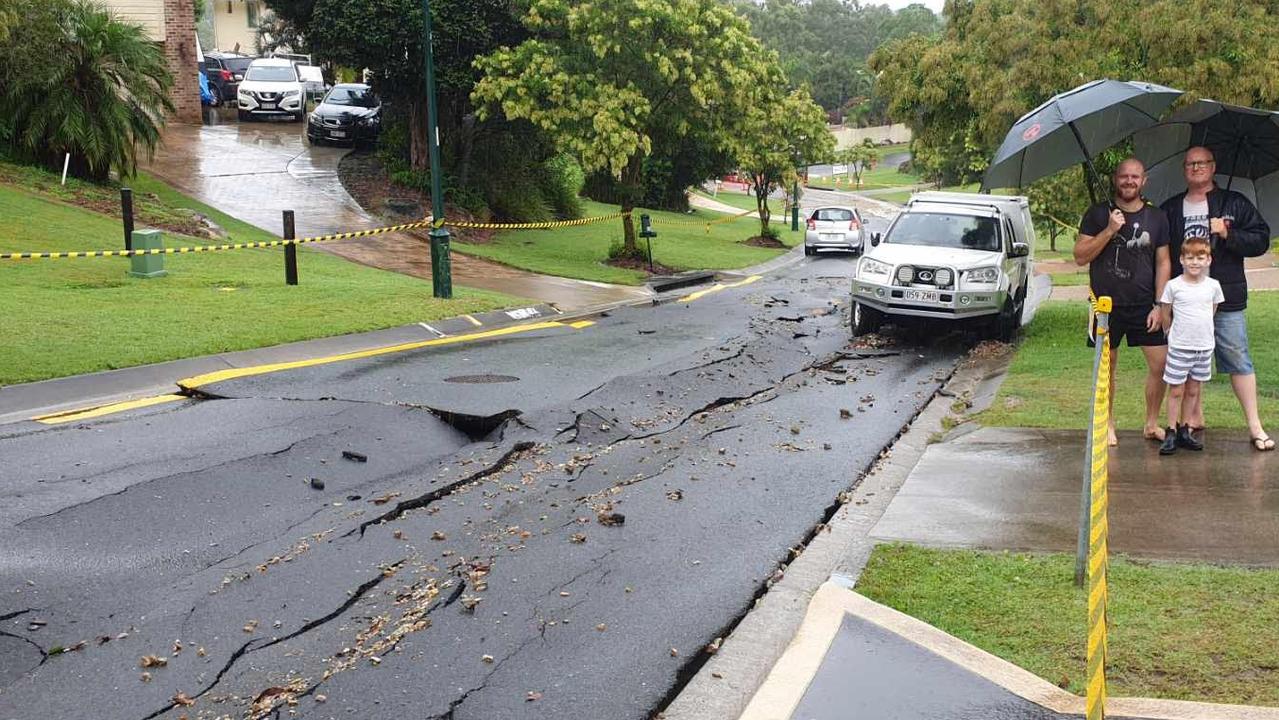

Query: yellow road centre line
678;275;762;303
34;394;186;425
178;320;581;391
568;320;596;329
462;314;483;327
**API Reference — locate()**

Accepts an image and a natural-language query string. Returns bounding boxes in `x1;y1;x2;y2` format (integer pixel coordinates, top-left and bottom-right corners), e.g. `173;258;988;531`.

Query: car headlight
858;258;891;280
962;266;1000;287
238;89;251;97
284;89;300;97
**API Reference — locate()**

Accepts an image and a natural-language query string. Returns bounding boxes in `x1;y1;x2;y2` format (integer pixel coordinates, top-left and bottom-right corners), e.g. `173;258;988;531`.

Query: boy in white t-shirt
1158;236;1225;455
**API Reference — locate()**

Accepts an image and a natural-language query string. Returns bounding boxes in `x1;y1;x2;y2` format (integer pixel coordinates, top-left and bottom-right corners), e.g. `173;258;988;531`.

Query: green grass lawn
452;199;802;285
981;296;1279;430
857;544;1279;706
0;171;519;385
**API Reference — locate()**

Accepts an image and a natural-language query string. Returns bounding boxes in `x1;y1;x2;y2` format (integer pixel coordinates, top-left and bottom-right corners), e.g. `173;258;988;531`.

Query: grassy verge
856;544;1279;706
692;189;782;215
980;296;1279;430
0;168;519;385
452;199;801;286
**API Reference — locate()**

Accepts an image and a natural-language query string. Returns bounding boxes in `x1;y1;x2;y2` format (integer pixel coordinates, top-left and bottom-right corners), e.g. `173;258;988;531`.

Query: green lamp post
422;0;452;298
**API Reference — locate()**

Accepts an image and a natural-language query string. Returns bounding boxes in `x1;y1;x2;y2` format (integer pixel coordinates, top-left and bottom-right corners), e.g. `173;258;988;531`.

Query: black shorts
1087;304;1166;349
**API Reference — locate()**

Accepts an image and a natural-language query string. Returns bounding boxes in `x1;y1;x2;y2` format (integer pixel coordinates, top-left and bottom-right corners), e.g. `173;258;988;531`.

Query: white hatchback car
237;58;306;122
804;206;865;256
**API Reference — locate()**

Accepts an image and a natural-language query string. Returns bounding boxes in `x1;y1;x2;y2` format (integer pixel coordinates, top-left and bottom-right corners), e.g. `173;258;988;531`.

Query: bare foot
1143;425;1166;442
1107;425;1119;447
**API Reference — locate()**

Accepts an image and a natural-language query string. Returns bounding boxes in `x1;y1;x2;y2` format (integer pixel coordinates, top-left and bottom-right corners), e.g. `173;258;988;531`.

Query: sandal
1252;435;1276;452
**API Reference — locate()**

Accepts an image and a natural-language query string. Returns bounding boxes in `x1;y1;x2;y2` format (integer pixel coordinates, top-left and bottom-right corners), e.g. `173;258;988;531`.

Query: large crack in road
0;260;971;720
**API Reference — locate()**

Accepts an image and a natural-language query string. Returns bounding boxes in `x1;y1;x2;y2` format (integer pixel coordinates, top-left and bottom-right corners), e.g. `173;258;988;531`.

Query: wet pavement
872;426;1279;565
143;118;651;310
0;257;970;720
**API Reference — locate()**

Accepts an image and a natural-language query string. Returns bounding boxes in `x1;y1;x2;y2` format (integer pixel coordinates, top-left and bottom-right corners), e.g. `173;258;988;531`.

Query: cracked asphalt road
0;255;968;720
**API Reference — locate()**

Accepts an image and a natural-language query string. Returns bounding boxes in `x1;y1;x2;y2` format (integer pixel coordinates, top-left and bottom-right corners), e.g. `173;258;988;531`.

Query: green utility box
128;229;167;279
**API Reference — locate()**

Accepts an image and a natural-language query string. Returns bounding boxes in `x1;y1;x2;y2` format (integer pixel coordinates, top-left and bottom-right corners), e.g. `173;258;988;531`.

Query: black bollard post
283;210;298;286
121;188;135;252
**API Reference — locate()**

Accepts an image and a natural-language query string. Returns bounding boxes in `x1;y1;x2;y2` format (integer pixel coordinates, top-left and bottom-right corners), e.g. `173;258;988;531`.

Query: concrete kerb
658;347;1011;720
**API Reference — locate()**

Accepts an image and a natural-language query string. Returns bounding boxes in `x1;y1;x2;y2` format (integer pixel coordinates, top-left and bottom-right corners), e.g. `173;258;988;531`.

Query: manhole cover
444;374;520;384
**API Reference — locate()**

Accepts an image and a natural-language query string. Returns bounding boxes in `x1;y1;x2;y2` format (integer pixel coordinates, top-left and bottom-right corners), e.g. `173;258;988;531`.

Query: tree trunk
754;173;771;237
409;95;429;172
619;155;644;257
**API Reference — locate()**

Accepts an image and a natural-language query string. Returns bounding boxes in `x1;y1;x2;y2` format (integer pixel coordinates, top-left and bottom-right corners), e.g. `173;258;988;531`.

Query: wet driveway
144;117;651;310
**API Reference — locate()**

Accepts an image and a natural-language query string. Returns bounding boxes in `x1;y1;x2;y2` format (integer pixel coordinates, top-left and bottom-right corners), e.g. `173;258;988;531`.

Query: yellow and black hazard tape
651;207;759;229
0;210;670;261
0;219;437;261
445;211;631;230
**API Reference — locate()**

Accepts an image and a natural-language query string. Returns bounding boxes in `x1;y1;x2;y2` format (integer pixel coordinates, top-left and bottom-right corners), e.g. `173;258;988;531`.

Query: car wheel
989;294;1023;343
852;300;884;336
804;245;815;257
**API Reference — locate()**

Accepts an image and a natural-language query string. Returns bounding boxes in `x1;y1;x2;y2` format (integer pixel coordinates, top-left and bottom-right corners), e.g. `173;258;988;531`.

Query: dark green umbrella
983;79;1183;202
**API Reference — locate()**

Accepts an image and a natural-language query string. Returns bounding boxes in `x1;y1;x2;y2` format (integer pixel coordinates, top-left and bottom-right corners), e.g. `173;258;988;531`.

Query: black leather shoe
1159;427;1178;455
1176;424;1204;451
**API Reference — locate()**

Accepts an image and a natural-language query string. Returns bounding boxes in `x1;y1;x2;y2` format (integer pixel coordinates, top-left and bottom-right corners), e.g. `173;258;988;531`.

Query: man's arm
1215;193;1271;257
1148;244;1171;331
1074;208;1124;266
1159;302;1173;333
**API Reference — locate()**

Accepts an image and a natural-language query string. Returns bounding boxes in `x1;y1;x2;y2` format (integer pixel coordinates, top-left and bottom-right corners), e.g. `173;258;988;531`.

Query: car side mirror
871;232;882;247
1011;241;1029;257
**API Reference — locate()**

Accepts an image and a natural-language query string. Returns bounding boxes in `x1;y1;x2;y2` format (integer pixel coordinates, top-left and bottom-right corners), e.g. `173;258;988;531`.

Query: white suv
237;58;305;122
851;192;1035;341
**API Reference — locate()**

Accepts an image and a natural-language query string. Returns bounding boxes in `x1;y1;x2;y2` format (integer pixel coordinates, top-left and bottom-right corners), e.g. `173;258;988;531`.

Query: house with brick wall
100;0;202;124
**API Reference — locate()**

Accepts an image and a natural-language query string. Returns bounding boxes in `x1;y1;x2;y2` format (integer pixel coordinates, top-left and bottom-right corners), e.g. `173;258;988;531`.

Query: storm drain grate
444;374;520;384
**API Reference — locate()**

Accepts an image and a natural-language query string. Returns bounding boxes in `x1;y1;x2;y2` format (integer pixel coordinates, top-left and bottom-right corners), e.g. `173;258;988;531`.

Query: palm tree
3;0;173;181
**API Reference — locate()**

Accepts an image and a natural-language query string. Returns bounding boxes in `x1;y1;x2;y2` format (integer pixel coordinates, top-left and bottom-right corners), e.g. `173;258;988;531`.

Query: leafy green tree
872;0;1279;189
730;0;941;122
733;88;834;238
840;139;878;188
474;0;790;256
1;0;172;180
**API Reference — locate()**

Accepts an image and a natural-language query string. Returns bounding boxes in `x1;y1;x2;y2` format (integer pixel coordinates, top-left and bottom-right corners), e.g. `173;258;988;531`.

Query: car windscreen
245;65;296;82
324;88;378;108
812;208;854;222
225;58;254;72
887;213;1001;252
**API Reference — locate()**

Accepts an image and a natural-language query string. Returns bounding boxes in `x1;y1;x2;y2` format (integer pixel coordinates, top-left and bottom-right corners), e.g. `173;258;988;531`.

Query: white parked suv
851;191;1035;341
237;58;306;122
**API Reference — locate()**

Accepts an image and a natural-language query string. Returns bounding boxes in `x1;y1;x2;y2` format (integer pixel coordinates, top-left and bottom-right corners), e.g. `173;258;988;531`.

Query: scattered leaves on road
139;655;168;668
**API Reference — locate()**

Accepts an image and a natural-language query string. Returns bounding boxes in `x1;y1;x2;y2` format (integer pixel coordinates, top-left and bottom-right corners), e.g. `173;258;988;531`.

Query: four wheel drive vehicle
307;84;382;145
204;52;254;104
850;191;1035;341
237;58;306;122
805;206;864;255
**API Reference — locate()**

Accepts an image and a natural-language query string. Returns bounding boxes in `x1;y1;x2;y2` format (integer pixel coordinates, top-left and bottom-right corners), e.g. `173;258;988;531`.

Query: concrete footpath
661;336;1278;720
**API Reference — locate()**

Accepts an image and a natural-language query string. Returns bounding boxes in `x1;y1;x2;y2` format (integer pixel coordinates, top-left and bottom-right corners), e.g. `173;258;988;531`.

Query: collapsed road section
0;259;967;720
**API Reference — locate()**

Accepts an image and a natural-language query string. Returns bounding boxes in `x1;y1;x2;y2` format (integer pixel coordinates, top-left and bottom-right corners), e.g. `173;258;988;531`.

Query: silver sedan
804;206;865;256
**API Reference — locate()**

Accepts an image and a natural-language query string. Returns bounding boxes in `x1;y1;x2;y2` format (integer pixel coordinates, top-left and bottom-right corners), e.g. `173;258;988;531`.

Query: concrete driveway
144;118;651;309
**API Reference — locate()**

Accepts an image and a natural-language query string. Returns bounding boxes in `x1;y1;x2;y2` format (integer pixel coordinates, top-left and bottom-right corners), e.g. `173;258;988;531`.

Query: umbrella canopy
983;79;1184;196
1135;99;1279;231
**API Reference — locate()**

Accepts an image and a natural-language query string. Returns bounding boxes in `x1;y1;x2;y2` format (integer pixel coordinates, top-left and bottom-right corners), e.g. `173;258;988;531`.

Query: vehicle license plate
820;233;842;242
261;102;276;110
330;130;347;138
904;289;939;302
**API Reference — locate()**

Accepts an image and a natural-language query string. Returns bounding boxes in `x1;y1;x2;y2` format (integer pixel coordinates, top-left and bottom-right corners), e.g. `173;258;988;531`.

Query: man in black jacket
1161;146;1274;451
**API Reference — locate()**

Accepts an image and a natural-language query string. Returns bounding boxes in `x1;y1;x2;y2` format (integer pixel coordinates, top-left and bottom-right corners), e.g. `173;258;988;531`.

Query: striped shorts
1164;346;1214;385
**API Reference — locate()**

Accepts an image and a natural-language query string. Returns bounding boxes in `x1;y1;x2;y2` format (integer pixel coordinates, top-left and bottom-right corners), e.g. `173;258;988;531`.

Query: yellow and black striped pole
1078;295;1112;720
